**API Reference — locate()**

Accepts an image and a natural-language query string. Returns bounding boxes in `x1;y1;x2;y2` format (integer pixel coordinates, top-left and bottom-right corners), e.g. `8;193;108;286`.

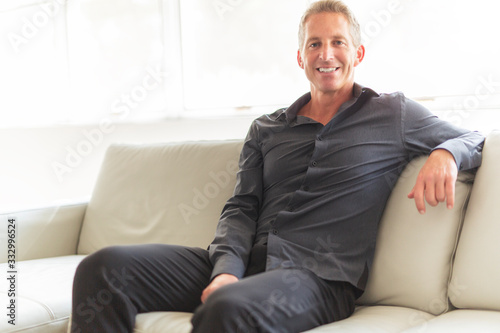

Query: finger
424;177;438;207
201;286;213;303
434;176;446;203
201;289;207;303
412;178;427;214
408;187;415;199
445;177;456;209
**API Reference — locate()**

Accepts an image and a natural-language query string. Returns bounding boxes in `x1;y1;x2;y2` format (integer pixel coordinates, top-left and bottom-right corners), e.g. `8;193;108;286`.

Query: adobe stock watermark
70;266;135;333
212;0;244;20
178;159;239;224
382;152;423;191
234;243;342;333
407;276;467;332
7;0;66;54
51;65;168;183
279;234;341;293
359;0;423;46
441;74;500;127
360;0;405;46
235;287;289;333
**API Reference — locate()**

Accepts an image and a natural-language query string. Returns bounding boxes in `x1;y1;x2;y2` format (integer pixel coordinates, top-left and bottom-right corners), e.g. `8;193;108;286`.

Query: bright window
0;0;499;131
179;0;309;111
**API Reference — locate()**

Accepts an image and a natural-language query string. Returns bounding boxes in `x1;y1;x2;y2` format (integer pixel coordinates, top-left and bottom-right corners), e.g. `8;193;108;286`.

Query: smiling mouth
318;67;339;73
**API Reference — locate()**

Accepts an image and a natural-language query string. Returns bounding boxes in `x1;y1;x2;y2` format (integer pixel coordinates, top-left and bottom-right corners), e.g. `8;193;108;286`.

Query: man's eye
310;43;319;48
334;41;344;46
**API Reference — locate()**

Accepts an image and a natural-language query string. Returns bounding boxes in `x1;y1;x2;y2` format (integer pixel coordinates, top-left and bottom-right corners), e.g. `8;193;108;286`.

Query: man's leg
70;244;212;332
191;268;360;333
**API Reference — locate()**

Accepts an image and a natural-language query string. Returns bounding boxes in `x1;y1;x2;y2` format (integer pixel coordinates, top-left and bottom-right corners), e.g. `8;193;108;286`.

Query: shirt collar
282;83;379;125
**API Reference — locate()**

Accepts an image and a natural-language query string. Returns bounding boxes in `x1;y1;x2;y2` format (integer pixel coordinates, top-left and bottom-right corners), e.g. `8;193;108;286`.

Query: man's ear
297;49;304;69
354;45;365;67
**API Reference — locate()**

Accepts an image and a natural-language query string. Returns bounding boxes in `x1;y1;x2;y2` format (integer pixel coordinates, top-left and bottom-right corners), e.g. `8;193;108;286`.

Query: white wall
1;117;255;212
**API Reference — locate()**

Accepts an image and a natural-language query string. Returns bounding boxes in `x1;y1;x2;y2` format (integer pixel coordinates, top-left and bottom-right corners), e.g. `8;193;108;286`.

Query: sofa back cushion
77;140;243;254
449;131;500;311
358;156;474;315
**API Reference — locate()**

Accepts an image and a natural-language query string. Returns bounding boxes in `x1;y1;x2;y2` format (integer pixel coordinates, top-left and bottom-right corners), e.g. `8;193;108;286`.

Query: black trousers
70;244;361;333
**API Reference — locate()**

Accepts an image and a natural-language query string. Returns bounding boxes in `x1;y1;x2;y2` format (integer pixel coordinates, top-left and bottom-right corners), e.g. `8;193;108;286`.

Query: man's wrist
211;273;239;283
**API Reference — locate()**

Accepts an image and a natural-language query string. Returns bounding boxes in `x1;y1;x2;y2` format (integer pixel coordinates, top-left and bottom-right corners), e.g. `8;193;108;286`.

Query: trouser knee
74;246;136;292
192;288;264;333
71;246;139;333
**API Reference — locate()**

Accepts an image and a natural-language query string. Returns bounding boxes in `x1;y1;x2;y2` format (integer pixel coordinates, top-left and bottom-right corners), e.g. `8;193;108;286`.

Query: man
70;1;484;332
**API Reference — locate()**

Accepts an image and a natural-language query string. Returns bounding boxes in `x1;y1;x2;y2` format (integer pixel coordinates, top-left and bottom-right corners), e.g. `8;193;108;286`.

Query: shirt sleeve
401;95;485;171
208;120;263;280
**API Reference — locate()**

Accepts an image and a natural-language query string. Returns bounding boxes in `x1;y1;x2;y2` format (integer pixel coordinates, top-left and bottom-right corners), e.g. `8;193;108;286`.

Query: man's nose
319;45;335;60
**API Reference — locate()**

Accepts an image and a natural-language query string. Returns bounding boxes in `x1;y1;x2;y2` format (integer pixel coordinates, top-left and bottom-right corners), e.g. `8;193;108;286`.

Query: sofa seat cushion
133;306;435;333
135;312;193;333
0;255;86;332
303;306;435;332
401;309;500;333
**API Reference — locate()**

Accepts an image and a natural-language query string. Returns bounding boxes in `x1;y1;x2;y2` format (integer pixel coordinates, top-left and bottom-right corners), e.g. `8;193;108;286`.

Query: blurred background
1;0;499;211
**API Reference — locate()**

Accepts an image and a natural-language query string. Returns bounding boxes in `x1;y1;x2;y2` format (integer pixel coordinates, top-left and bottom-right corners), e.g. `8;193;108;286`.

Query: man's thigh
75;244;213;313
194;268;358;333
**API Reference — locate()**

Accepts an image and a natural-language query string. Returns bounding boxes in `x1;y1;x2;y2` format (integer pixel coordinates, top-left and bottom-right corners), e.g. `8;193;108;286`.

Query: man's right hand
201;273;239;303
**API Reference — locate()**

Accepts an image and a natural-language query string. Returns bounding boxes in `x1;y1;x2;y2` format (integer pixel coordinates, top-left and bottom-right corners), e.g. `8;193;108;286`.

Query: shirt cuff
210;255;246;281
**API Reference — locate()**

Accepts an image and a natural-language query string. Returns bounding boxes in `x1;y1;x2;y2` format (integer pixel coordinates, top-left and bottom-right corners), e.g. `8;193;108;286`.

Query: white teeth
318;67;338;73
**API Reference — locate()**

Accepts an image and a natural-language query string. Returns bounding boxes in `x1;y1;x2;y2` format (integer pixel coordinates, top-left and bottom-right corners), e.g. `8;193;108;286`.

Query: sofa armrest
0;202;87;262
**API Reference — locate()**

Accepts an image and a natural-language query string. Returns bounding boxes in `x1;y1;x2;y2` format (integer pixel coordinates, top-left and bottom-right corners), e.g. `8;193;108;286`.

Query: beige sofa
1;131;499;333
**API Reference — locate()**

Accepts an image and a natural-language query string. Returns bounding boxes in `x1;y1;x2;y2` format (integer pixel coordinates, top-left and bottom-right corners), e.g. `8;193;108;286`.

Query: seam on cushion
75;206;88;255
18;295;57;320
445;177;473;312
7;316;69;332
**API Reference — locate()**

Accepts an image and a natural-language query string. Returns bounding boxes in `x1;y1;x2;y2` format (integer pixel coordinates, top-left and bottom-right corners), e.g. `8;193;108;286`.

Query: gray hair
298;0;361;49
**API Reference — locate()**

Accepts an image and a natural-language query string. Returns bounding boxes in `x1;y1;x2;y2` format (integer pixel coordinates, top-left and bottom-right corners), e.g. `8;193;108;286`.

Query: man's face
297;12;364;97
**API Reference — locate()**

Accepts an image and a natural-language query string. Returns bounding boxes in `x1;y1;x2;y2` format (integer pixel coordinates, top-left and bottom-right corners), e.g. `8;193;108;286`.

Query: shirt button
311;161;318;167
272;229;279;235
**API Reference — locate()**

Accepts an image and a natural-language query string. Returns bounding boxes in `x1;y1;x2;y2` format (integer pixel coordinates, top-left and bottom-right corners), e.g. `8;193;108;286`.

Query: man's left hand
407;149;458;214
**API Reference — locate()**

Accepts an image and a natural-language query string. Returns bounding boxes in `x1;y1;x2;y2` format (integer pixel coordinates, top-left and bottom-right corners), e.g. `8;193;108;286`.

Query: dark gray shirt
209;83;484;290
